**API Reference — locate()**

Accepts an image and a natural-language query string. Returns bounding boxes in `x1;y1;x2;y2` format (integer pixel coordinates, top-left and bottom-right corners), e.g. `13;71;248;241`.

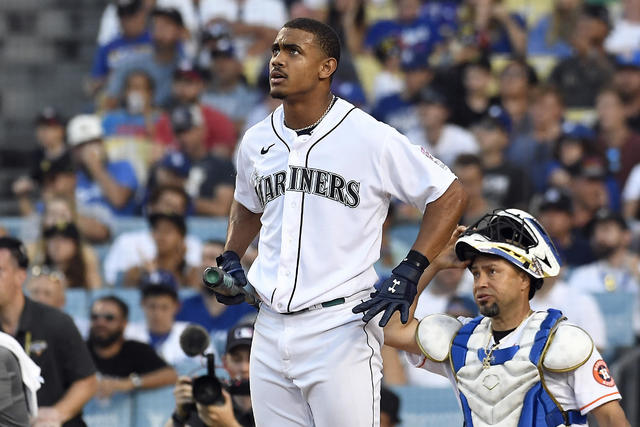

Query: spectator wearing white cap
68;114;139;216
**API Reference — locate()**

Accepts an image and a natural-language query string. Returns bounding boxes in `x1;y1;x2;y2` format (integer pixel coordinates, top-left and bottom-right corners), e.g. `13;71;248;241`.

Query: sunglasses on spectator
90;313;118;322
30;265;65;284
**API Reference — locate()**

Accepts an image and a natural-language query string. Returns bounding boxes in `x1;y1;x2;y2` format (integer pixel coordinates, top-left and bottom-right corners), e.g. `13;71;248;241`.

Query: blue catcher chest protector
450;309;588;427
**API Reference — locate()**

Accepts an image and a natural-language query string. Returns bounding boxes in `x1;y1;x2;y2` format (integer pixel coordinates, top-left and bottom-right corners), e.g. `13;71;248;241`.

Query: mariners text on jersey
253;166;361;209
235;97;457;313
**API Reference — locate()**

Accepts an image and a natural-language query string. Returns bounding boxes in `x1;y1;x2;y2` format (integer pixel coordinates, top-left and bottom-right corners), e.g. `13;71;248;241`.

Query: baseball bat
202;266;260;305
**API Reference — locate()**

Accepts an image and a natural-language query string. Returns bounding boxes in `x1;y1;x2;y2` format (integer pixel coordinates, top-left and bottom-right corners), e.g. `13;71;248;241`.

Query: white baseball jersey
407;315;622;425
234;98;457;313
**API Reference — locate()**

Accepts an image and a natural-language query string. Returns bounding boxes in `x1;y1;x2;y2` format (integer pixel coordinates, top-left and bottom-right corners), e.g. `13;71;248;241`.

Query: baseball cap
577;156;607;180
140;269;179;299
474;105;511;133
331;79;367;106
148;212;187;236
591;207;628;231
117;0;143;17
560;122;595;142
400;49;430;71
539;187;573;213
158;150;191;178
380;387;401;424
174;64;209;82
35;106;64;127
226;323;254;354
210;36;236;58
170;105;203;134
67;114;103;146
0;236;29;270
202;21;231;44
417;86;449;107
151;7;184;28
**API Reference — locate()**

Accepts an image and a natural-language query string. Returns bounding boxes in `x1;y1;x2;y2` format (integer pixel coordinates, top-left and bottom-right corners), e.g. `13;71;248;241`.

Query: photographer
168;323;254;427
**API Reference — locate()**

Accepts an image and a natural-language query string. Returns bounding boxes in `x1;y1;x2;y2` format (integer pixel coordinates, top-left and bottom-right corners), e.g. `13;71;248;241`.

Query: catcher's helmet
455;209;561;298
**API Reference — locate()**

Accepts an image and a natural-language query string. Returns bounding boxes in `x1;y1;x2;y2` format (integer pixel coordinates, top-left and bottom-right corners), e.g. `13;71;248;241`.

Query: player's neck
491;302;532;332
283;91;334;131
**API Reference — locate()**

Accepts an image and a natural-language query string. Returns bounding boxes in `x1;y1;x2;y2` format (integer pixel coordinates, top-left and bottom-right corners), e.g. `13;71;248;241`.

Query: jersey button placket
274;148;305;309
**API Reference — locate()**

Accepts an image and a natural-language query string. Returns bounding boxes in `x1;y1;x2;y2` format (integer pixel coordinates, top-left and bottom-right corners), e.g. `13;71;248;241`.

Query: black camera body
180;325;226;406
192;353;225;406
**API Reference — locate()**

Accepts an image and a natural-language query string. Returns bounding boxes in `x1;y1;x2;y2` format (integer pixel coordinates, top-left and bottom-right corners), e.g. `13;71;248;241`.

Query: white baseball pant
250;290;384;427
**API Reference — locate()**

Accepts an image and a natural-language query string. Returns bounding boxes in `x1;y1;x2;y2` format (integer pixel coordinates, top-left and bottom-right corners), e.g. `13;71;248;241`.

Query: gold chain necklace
482;337;500;370
288;95;336;132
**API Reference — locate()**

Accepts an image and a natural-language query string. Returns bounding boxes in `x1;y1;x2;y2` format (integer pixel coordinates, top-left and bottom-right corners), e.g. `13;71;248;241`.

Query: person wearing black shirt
87;295;177;399
170;104;236;217
0;237;97;427
471;115;533;210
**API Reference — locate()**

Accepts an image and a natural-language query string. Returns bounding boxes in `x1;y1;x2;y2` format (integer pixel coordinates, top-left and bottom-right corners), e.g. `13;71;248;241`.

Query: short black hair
283;18;341;68
93;295;129;320
0;237;29;270
454;153;483;170
147;185;190;213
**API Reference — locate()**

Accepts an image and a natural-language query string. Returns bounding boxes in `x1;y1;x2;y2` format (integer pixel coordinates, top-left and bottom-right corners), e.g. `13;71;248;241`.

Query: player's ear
319;57;337;80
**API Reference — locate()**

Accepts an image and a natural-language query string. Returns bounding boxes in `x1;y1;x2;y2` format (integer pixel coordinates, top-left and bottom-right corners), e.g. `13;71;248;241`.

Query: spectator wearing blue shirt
454;0;527;56
67;114;138;216
364;0;444;59
527;0;582;58
104;7;187;109
371;50;434;134
102;70;164;141
507;85;565;184
537;187;595;268
89;0;153;96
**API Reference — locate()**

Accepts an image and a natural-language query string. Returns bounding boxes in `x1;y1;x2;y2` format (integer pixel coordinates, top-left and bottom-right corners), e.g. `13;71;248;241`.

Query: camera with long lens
179;324;225;406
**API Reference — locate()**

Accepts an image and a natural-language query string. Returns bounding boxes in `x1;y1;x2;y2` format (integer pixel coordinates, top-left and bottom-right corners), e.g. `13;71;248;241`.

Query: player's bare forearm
224;200;262;257
412;179;467;261
591;401;631;427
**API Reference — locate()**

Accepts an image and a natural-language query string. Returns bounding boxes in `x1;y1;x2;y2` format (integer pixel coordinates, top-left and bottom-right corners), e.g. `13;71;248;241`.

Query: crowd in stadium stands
4;0;640;424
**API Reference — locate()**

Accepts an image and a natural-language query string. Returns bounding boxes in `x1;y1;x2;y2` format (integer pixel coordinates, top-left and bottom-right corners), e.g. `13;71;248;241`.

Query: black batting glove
214;251;247;305
353;250;429;327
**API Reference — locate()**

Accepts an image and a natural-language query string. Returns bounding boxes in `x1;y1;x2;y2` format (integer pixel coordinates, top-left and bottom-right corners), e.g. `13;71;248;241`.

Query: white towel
0;331;42;418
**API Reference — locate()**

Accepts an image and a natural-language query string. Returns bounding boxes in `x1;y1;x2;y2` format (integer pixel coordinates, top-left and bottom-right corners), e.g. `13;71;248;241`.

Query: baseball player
214;17;467;427
367;209;630;426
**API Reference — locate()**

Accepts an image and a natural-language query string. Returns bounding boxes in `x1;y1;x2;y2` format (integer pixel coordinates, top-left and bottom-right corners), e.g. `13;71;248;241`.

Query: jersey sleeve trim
579;392;622;413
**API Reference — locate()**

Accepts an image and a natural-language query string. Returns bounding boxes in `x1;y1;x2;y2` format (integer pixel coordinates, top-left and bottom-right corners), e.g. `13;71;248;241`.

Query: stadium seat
84;393;133;427
0;217;24;239
592;292;636;350
133;386;175;427
64;289;89;321
390;385;463;425
187;217;228;241
389;223;420;247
